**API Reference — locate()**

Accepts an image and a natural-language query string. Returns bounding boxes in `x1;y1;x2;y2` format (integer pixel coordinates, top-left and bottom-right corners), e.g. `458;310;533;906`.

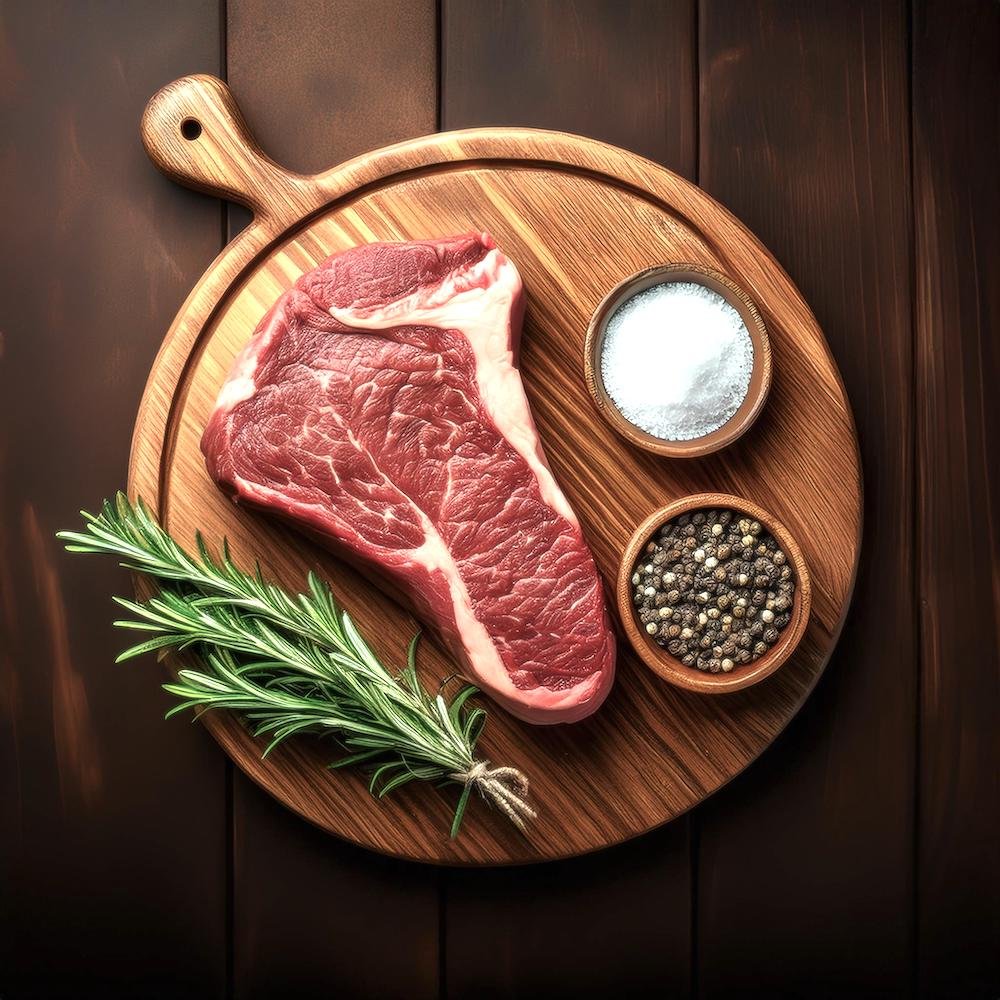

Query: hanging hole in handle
180;118;202;141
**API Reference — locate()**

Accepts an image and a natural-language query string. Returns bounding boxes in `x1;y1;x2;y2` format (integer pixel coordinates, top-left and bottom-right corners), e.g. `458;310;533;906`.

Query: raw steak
202;233;616;724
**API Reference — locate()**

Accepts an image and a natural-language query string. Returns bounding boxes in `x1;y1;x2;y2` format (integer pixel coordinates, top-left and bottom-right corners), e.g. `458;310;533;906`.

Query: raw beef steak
202;233;615;723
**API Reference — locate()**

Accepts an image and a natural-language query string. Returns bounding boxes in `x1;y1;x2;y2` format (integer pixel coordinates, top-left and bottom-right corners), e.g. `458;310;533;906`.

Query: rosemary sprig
58;493;535;837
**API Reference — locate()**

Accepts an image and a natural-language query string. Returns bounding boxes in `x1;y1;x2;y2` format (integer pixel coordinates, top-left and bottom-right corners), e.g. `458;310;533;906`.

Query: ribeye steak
201;233;616;724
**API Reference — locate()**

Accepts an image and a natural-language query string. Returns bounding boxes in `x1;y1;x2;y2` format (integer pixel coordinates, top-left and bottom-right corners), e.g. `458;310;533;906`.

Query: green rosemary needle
58;493;535;838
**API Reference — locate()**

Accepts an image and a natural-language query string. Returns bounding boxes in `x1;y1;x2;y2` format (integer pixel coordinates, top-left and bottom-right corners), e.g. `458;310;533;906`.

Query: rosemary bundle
58;493;534;837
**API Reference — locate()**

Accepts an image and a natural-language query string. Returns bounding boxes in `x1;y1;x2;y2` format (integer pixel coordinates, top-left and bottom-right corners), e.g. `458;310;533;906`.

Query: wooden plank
224;2;440;996
0;1;227;995
913;2;1000;994
227;0;438;174
696;1;915;991
440;832;691;998
230;782;439;997
441;1;695;993
442;0;696;169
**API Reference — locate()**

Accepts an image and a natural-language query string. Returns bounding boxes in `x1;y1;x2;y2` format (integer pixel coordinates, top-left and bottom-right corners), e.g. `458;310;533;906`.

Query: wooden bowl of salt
584;263;771;458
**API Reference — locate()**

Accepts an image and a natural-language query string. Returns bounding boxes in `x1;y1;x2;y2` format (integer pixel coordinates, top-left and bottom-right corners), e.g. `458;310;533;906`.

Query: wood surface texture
440;3;701;992
695;1;919;993
2;0;996;996
0;2;229;995
223;4;441;996
913;3;1000;994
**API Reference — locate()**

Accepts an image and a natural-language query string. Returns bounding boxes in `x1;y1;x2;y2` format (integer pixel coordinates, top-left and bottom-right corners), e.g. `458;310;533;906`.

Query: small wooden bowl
617;493;811;694
584;263;772;458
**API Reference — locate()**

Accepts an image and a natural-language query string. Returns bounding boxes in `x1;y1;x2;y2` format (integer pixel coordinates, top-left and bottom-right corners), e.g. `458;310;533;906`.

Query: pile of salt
600;280;754;441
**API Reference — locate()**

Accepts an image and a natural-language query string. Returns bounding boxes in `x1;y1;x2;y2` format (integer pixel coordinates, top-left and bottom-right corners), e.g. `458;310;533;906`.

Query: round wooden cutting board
130;76;862;865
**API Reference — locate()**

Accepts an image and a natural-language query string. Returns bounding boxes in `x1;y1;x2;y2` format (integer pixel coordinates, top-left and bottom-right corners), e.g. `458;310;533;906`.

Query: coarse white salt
600;280;754;441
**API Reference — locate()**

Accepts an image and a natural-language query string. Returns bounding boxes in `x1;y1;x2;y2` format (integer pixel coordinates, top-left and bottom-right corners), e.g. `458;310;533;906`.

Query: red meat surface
202;233;615;723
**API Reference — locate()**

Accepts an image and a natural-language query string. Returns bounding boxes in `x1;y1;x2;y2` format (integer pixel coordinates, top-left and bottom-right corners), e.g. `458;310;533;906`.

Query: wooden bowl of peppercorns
617;493;811;693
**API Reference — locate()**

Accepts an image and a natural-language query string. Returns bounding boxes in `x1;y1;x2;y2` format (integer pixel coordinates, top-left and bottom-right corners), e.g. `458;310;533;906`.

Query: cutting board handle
141;75;311;226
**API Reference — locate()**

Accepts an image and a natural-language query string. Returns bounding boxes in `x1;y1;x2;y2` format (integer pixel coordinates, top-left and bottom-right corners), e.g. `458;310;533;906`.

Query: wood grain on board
913;1;1000;994
440;1;697;994
696;0;914;992
133;69;860;869
224;3;441;997
0;2;227;996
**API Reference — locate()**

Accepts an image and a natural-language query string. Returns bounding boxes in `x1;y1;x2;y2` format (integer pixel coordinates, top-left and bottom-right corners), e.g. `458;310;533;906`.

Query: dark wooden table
2;1;997;996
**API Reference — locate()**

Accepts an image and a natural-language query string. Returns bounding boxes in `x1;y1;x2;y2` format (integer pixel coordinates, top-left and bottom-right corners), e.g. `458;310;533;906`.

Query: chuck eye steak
201;233;616;724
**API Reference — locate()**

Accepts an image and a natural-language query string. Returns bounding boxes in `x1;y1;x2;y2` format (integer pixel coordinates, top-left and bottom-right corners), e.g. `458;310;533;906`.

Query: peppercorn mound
630;508;795;673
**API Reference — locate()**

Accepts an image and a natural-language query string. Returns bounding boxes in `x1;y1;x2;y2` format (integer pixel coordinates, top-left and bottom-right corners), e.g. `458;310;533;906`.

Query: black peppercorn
631;507;797;672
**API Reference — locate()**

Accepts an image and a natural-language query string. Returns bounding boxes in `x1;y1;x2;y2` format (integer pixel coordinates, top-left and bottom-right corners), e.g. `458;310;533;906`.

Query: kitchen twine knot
452;760;537;831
